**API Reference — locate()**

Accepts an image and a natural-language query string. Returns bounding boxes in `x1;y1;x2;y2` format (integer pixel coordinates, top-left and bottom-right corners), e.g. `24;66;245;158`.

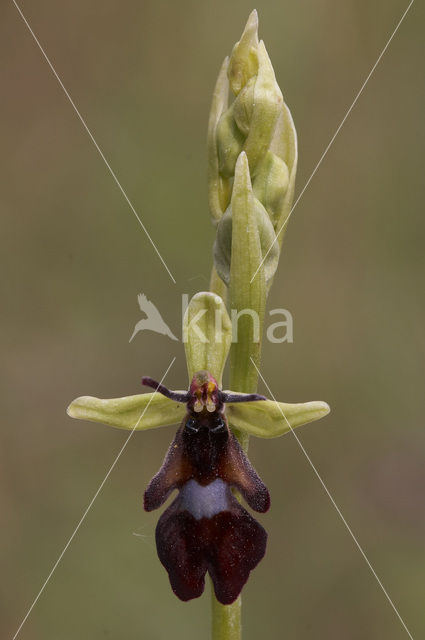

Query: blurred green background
1;0;424;638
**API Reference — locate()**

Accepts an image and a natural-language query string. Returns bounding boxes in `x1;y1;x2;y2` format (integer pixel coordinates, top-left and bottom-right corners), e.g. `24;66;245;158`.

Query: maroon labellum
142;370;270;605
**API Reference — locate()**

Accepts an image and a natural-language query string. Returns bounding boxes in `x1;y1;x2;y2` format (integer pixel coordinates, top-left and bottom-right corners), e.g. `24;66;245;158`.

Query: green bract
227;153;267;396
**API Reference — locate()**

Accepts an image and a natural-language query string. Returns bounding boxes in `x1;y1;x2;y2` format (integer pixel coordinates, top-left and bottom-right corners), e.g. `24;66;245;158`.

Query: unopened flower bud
216;109;245;178
253;151;289;228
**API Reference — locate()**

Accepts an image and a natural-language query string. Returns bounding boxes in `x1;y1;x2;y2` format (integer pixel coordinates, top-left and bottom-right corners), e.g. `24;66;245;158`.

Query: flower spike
66;11;331;630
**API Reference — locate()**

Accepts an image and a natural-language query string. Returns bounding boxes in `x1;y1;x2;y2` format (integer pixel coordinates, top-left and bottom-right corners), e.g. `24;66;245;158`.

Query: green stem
211;587;241;640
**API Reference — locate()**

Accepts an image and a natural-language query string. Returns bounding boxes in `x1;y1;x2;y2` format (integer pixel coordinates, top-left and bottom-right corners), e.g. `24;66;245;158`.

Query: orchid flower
67;292;329;604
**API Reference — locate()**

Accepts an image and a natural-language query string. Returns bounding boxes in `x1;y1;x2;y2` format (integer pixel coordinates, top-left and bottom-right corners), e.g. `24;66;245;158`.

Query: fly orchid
67;292;329;605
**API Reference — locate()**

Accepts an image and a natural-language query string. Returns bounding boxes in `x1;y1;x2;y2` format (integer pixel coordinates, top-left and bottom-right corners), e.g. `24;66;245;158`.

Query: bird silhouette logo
129;294;178;343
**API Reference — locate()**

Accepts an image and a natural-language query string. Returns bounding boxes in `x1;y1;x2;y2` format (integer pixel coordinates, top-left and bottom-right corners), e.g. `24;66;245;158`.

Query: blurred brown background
1;1;424;638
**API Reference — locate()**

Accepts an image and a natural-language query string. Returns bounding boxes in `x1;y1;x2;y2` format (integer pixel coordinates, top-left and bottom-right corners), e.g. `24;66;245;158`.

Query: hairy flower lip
155;489;268;604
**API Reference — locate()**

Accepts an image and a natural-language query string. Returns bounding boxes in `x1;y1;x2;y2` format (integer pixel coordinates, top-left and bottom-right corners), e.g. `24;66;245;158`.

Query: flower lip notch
142;370;270;604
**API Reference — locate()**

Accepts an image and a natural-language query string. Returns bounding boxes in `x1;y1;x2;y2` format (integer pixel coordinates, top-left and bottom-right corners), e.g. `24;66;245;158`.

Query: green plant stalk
211;590;241;640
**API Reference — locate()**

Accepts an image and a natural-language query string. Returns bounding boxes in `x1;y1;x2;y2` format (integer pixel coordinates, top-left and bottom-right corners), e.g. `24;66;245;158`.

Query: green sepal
226;398;330;438
67;392;185;431
183;291;232;386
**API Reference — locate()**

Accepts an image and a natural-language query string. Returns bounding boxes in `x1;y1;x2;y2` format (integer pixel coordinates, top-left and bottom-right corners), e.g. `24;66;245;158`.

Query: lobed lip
155;486;267;604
